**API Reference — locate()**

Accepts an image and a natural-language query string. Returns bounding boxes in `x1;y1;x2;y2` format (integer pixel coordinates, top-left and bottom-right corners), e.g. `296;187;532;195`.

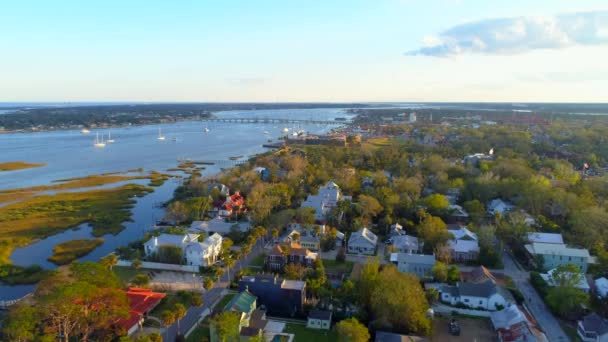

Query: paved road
501;251;570;342
163;238;267;341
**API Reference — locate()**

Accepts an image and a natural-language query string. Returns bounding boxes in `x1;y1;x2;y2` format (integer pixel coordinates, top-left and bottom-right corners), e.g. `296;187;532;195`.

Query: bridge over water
202;117;349;125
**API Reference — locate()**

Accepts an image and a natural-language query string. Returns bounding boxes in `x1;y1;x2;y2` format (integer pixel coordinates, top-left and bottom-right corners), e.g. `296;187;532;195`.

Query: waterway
0;107;352;300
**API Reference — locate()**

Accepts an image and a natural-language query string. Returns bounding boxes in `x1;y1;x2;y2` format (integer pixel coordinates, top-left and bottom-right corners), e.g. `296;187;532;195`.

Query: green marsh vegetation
0;161;46;172
47;238;105;265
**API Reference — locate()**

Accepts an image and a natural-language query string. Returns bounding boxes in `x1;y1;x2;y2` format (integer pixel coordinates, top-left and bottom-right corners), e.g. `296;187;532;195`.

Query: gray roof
395;253;436;265
375;331;428;342
282;280;306;290
308;310;332;320
581;313;608;335
458;280;498;297
525;242;590;258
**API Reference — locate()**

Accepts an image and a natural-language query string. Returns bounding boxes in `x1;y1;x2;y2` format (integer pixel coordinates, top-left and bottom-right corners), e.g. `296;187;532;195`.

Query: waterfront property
390;253;436;279
143;233;222;267
347;227;378;255
117;287;166;336
189;218;250;236
238;275;307;316
524;242;590;272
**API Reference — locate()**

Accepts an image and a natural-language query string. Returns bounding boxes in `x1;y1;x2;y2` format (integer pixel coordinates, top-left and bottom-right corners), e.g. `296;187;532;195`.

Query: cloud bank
407;11;608;57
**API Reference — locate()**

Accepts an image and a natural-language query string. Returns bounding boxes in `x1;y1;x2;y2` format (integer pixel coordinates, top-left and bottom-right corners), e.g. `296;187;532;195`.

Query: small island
0;161;46;172
47;238;105;265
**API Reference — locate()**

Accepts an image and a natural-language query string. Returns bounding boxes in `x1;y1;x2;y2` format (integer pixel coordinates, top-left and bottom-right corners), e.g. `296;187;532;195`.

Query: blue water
0;108;352;300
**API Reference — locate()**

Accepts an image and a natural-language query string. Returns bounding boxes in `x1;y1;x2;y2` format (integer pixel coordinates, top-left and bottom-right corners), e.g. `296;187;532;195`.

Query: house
461;266;499;284
301;181;343;221
190;218;250;236
440;280;509;310
447;204;469;223
253;167;270;181
540;268;590;293
347;228;378;255
219;192;245;217
488;199;514;215
265;242;317;272
577;313;608;342
527;232;564;245
595;277;608;298
284;223;325;251
208;183;230;196
335;231;345;248
391;253;436;279
391;235;420;254
524;242;590;272
448;227;480;262
210;289;268;342
143;233;222;267
490;305;547;342
239;275;307;316
117;288;166;336
375;331;429;342
307;310;332;330
389;223;405;237
464;153;494;166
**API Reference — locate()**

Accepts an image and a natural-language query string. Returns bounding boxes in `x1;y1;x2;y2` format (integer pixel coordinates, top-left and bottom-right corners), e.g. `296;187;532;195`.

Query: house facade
239;275;307;316
440;280;509;311
265;242;318;272
144;233;222;267
301;181;343;221
447;227;480;262
347;228;378;255
524;242;590;272
307;310;332;330
391;253;436;279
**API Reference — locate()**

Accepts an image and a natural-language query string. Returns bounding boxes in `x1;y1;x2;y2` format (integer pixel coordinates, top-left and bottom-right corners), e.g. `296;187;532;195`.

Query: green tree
546;287;589;319
160;310;176;342
356;258;380;309
166;201;189;224
336;318;370;342
358;194;384;220
133;274;150;287
463;200;485;224
447;265;460;284
432;261;448;283
284;263;306;280
416;214;450;253
426;288;439;304
174;303;187;335
192;295;203;307
2;304;39;342
204;277;215;290
549;264;584;289
132;258;142;270
421;194;449;216
100;253;118;271
211;311;240;342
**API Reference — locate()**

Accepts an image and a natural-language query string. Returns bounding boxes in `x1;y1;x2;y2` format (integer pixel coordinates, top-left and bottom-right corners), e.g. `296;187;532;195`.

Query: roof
456;280;498;298
117;288;166;332
596;277;608;297
224;290;257;313
240;327;261;337
466;266;497;284
490;305;527;330
392;235;419;250
375;331;428;342
448;227;478;241
580;313;608;336
189;218;249;235
524;243;590;258
448;239;480;253
527;232;564;244
149;233;192;247
308;310;332;320
393;253;436;265
541;268;590;291
281;279;306;290
348;227;378;246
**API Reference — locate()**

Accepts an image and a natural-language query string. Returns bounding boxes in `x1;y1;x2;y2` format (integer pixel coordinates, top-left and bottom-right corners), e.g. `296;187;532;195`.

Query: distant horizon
2;101;608;106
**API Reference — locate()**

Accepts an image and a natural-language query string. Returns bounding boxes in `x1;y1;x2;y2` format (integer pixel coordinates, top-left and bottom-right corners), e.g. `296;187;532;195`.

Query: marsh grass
47;238;105;265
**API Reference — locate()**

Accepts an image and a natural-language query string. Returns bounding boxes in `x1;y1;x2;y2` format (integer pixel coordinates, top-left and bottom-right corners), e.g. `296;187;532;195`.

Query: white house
527;232;564;245
596;277;608;298
391;235;420;254
540;268;590;293
144;233;222;267
301;181;343;221
307;310;332;330
391;253;436;279
389;223;405;237
347;228;378;255
488;199;514;215
448;227;479;262
440;280;509;311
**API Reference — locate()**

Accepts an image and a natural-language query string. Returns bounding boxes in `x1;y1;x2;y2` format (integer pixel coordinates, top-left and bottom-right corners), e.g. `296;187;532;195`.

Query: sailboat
94;133;106;148
203;127;210;133
81;128;90;134
157;128;166;141
106;131;115;143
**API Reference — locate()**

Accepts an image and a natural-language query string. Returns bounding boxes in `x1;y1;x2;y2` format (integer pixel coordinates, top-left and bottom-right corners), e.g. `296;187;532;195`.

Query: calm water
0;108;351;299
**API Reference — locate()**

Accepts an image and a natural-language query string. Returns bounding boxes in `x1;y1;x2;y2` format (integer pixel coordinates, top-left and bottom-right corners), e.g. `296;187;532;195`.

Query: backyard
283;322;338;342
322;259;355;274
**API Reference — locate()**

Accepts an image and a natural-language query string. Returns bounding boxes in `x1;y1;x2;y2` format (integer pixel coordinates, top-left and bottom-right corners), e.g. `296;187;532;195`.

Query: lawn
321;259;355;274
213;293;236;313
150;292;196;317
47;238;104;265
186;317;210;342
283;322;338;342
114;266;140;284
249;253;267;268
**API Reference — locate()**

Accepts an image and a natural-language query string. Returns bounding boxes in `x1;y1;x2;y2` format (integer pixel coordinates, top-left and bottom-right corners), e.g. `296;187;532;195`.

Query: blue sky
1;0;607;102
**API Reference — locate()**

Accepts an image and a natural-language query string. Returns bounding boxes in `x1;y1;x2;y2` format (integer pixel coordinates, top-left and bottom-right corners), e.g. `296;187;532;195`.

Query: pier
202;117;349;125
176;158;248;166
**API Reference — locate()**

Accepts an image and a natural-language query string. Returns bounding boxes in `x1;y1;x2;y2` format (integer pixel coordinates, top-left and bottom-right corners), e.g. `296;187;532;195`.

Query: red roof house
117;288;166;336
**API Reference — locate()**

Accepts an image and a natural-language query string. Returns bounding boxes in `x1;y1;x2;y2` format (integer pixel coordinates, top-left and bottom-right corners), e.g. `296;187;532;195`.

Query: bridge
201;117;349;125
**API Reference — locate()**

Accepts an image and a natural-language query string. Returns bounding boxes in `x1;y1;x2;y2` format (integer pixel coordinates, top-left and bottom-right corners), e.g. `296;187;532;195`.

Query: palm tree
174;303;187;335
100;253;118;271
225;257;236;283
160;310;175;342
132;258;142;270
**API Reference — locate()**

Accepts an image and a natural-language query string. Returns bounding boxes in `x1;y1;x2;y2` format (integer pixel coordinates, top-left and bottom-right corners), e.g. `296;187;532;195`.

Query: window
464;298;469;303
479;300;483;305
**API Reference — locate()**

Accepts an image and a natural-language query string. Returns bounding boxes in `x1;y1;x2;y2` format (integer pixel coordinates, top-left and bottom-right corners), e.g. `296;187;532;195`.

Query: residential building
461;266;498;284
301;181;343;221
117;288;166;336
440;280;509;311
540;268;590;293
447;204;469;223
265;242;317;272
596;277;608;298
335;230;345;248
577;313;608;342
464;153;494;166
524;242;590;272
389;223;405;237
390;253;436;279
189;218;250;236
488;199;514;215
347;228;378;255
219;192;245;217
253;167;270;181
284;223;325;250
143;233;222;267
307;310;332;330
447;226;479;262
210;289;268;342
391;235;420;254
527;232;564;245
208;183;230;196
490;305;547;342
239;275;307;316
375;331;428;342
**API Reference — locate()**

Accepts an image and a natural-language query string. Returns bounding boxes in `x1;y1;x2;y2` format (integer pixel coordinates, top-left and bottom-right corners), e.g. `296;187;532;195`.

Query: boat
204;127;210;132
157;128;166;141
282;127;289;133
93;133;106;148
263;130;270;135
106;131;115;143
229;155;243;160
292;132;298;136
81;129;90;134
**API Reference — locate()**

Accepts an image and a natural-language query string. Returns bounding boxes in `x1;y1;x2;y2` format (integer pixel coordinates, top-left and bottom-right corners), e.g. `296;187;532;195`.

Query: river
0;107;351;300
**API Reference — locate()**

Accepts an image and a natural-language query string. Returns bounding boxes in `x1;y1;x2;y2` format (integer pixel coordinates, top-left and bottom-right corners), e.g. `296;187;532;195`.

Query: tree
100;253;118;271
336;247;346;263
447;265;460;284
357;258;380;309
336;318;370;342
432;262;448;283
165;201;189;224
132;258;142;270
225;257;236;283
463;200;485;224
2;304;39;342
284;263;306;280
416;214;450;253
192;295;203;307
421;194;449;216
133;274;150;287
157;245;183;264
174;303;187;335
358;194;384;220
546;287;589;319
425;288;439;304
550;264;584;289
211;311;240;342
271;228;280;241
160;310;176;342
204;277;215;290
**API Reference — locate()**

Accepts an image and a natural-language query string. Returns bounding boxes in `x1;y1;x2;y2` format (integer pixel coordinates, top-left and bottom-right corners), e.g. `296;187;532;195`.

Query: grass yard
249;253;267;268
47;238;104;265
431;317;497;342
283;322;338;342
150;292;196;316
0;161;46;172
186;317;211;342
322;259;355;274
114;266;141;284
213;293;236;313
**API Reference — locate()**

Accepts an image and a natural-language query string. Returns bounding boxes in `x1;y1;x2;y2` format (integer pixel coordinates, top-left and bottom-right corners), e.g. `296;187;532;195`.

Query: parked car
449;319;461;336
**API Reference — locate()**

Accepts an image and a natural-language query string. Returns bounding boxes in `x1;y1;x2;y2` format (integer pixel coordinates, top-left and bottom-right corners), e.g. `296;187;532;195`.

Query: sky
1;0;607;102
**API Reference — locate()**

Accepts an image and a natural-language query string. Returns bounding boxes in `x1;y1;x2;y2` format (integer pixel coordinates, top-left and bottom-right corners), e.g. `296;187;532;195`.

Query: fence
432;303;492;317
117;260;199;273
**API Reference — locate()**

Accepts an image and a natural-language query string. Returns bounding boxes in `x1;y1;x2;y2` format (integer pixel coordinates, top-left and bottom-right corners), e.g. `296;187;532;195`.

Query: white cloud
407;11;608;57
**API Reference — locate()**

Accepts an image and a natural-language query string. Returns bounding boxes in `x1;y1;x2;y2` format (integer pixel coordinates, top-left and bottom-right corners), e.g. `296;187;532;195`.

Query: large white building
144;233;222;267
301;181;343;221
